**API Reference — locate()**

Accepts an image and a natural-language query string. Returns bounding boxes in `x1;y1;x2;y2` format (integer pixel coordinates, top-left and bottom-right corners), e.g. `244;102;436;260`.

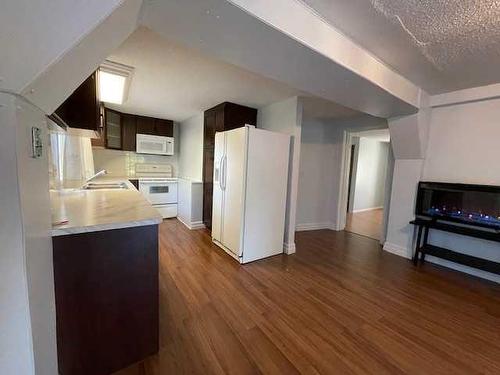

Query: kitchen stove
135;164;177;219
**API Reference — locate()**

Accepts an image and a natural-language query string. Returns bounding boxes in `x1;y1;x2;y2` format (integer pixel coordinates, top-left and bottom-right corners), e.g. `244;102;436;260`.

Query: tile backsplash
92;147;178;176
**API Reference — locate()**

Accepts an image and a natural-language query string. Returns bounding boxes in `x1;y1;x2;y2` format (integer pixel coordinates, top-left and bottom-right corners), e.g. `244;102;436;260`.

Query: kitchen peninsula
50;178;162;375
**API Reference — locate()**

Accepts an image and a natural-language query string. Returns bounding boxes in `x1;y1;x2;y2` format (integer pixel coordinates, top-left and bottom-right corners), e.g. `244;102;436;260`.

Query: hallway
345;208;383;241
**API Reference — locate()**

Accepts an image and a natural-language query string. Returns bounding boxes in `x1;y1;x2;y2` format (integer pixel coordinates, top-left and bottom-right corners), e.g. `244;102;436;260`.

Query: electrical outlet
32;126;42;158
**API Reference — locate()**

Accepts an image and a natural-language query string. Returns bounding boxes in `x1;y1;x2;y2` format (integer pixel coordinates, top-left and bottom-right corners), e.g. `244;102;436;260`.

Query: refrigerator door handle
214;159;220;187
216;156;223;191
221;155;227;191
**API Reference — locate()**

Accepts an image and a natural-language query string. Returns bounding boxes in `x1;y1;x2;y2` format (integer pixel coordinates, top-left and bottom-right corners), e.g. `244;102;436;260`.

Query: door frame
336;130;394;244
336;131;355;231
346;142;359;214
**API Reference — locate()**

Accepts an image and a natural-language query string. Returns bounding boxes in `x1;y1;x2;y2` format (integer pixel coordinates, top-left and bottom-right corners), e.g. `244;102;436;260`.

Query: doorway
340;129;392;242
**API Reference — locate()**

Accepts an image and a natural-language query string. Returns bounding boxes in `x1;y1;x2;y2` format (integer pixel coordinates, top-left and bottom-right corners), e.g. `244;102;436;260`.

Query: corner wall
178;113;204;181
296;118;337;230
258;97;302;253
0;95;36;375
0;94;59;375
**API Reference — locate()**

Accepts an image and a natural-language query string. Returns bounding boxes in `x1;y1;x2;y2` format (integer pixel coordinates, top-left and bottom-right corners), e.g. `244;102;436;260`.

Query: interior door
211;132;225;243
221;127;247;256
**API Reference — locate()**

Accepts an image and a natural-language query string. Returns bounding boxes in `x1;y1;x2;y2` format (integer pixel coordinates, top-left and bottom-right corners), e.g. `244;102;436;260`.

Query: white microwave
136;134;174;155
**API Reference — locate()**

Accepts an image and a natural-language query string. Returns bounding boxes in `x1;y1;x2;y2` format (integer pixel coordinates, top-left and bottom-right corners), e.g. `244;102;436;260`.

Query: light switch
32;126;42;158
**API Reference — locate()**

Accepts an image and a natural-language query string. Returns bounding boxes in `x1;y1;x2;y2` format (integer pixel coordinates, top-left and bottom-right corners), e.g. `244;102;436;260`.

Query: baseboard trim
296;222;336;231
383;242;412;259
177;216;205;230
283;242;296;255
352;206;383;213
189;221;205;230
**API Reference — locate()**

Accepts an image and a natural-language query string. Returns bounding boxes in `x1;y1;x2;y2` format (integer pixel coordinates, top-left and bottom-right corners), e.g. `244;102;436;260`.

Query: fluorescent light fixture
98;60;134;105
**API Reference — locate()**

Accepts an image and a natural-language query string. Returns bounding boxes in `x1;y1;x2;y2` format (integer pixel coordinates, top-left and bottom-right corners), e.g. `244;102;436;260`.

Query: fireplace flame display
416;182;500;230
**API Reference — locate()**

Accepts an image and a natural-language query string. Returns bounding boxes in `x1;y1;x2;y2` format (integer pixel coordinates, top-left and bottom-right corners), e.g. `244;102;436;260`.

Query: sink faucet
86;169;107;183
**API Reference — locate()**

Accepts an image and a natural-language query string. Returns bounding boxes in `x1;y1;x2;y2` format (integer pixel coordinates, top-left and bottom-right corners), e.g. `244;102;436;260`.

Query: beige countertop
50;177;163;237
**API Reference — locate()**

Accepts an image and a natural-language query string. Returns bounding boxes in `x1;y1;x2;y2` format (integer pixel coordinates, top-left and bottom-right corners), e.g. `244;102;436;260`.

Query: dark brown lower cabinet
129;179;139;190
52;225;159;375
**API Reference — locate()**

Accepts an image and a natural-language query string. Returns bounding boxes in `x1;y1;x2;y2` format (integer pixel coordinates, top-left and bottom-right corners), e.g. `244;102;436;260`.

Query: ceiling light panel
99;60;134;104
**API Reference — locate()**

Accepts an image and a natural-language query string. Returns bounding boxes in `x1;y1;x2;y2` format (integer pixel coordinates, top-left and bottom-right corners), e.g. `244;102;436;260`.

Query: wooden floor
345;208;384;241
113;219;500;375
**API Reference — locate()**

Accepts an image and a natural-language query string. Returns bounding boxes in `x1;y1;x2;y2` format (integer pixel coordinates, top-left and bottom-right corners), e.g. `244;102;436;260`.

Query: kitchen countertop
50;177;163;237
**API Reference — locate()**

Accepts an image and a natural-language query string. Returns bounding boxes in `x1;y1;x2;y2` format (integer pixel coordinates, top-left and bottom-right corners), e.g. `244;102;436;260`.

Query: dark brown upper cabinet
51;71;100;131
121;114;137;152
202;102;257;230
94;109;173;152
104;108;122;150
136;116;173;137
154;119;174;137
136;116;155;135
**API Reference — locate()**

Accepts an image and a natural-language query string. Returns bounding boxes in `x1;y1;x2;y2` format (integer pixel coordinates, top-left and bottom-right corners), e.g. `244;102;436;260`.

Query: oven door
139;181;177;205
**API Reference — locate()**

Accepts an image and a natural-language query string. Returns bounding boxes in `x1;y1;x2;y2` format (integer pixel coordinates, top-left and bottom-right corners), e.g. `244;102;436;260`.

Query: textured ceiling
300;0;500;94
369;0;500;71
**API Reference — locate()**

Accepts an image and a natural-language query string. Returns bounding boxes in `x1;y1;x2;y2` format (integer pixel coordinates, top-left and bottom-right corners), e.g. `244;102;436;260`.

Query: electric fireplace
415;182;500;231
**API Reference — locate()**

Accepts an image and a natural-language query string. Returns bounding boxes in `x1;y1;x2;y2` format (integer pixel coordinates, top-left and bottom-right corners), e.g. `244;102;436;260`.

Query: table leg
421;227;430;262
413;225;423;265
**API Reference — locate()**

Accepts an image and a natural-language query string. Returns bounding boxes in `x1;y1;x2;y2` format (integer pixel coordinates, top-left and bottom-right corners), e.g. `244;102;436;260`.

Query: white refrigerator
212;125;290;264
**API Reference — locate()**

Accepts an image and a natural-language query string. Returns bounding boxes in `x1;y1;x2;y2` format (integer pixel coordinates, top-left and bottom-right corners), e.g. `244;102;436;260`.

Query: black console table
410;219;500;275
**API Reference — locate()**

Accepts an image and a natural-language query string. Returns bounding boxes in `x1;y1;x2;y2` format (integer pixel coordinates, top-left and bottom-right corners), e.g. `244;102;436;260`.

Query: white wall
0;95;35;375
178;113;204;181
0;94;58;375
258;97;302;253
421;98;500;283
0;0;124;93
380;146;395;244
296;118;336;230
176;113;204;230
383;104;429;259
424;99;500;184
352;138;389;212
384;159;424;257
15;98;58;375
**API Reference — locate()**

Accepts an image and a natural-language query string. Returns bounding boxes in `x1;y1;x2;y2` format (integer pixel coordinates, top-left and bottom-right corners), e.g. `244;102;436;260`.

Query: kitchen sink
82;182;129;190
